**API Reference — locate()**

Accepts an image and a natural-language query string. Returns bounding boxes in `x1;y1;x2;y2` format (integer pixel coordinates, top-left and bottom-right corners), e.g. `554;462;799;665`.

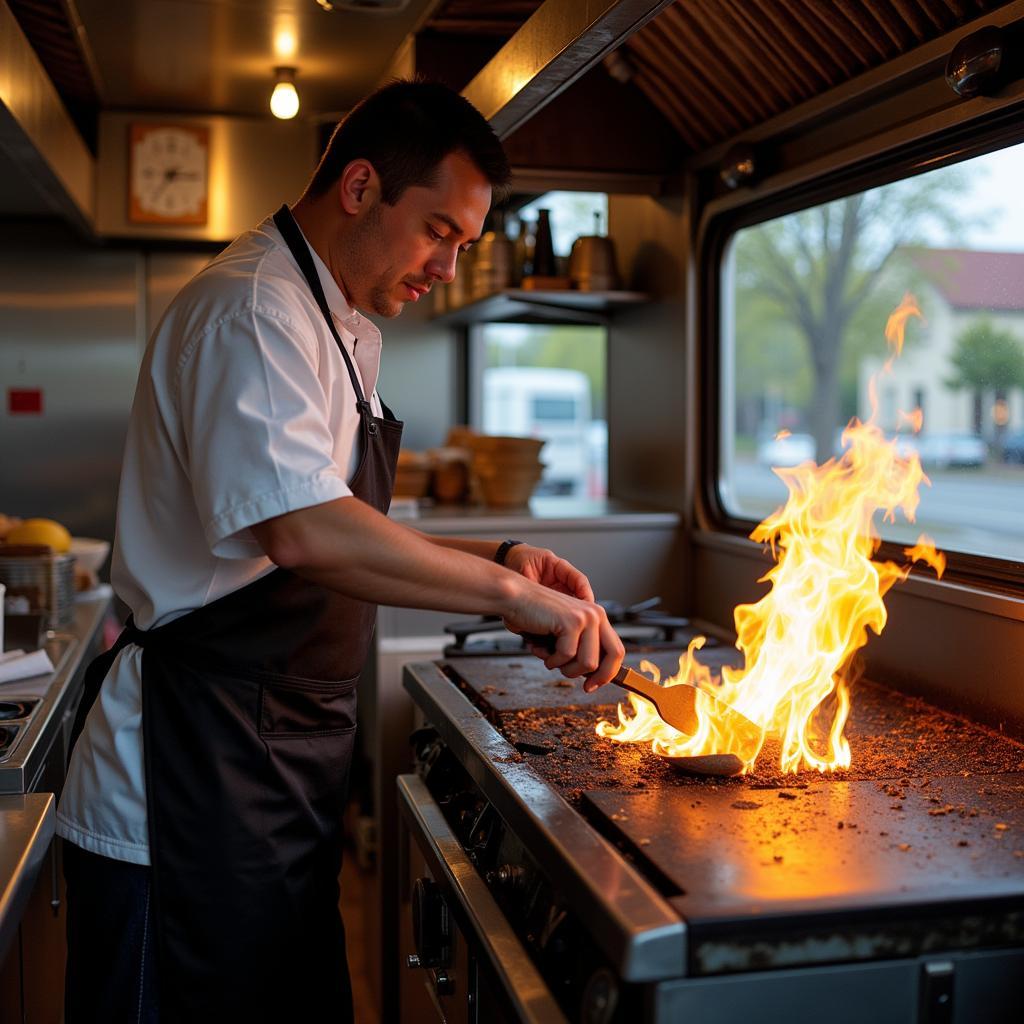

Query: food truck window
469;323;607;499
718;141;1024;565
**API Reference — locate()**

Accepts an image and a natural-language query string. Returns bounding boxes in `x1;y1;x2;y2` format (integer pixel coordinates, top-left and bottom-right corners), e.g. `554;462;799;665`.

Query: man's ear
337;159;380;215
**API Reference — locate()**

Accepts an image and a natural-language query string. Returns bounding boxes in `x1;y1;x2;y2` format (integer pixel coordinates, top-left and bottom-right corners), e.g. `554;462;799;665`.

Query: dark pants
64;842;159;1023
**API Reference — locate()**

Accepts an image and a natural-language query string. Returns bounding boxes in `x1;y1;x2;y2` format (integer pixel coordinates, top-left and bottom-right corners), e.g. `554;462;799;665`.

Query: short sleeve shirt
56;215;382;865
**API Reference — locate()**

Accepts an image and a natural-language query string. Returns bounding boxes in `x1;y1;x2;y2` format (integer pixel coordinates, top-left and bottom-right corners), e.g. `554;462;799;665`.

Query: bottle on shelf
531;208;556;278
515;215;535;281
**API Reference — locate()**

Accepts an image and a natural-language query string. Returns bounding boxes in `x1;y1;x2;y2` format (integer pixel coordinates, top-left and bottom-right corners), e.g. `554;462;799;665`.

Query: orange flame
598;295;943;774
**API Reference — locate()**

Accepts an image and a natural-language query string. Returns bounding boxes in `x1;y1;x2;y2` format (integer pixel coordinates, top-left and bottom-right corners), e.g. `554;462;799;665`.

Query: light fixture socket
945;26;1004;99
720;143;757;190
271;66;300;120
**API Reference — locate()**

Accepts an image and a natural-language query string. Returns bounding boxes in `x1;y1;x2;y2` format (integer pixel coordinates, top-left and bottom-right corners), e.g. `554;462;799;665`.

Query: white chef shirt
57;214;383;865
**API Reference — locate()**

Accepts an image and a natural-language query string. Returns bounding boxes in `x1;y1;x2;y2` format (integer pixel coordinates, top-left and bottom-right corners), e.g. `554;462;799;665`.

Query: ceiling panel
74;0;439;119
622;0;1018;152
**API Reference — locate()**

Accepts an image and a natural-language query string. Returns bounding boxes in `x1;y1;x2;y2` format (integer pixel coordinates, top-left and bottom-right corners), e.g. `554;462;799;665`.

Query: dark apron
69;204;402;1022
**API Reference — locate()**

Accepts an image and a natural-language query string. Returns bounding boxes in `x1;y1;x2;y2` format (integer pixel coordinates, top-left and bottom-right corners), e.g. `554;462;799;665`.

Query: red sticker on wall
7;389;43;414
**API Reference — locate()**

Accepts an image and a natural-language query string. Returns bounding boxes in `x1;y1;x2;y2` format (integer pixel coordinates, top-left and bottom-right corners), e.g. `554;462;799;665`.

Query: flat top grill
415;650;1024;976
442;656;1024;797
586;775;1024;917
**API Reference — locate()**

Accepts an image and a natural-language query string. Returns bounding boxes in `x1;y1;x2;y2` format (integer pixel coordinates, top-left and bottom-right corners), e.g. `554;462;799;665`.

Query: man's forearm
414;532;503;561
252;497;520;615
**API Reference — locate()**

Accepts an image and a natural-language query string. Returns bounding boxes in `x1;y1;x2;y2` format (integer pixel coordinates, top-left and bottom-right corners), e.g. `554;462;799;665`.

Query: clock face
128;124;209;225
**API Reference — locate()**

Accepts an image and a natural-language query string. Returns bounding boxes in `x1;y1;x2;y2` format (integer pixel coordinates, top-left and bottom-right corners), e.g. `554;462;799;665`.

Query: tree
733;167;976;459
945;318;1024;446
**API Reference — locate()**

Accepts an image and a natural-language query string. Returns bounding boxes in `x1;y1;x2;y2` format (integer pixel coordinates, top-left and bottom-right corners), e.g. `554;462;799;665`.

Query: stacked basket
467;435;545;507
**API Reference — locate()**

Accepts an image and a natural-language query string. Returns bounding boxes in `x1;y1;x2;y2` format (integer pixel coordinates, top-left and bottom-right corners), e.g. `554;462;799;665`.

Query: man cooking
56;78;625;1022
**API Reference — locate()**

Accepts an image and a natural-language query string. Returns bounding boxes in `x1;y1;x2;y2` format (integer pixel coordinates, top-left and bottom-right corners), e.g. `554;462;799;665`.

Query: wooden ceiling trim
631;67;704;149
860;1;918;51
727;0;820;99
833;0;900;60
784;2;861;78
889;0;934;37
913;0;957;31
814;5;878;66
626;31;728;143
801;2;875;70
693;0;793;116
745;1;836;88
638;8;754;131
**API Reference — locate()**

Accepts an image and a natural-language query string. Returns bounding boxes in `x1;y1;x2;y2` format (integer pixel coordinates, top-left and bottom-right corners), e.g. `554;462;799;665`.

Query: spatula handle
612;667;664;705
522;632;558;653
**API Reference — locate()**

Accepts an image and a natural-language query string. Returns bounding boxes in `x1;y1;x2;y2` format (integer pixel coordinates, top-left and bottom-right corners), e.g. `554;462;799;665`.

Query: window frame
700;119;1024;593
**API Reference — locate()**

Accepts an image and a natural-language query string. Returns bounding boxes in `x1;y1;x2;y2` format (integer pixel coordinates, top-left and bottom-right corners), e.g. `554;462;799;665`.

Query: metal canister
0;553;76;629
471;229;515;300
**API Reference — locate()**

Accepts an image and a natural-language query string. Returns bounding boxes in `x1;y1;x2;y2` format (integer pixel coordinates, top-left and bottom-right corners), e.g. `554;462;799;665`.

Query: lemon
5;518;72;553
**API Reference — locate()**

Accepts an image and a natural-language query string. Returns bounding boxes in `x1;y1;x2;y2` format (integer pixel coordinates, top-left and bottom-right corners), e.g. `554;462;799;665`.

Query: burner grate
442;598;711;657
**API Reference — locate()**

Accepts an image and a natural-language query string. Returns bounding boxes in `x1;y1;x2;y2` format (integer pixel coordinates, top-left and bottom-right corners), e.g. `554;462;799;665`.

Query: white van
482;367;592;496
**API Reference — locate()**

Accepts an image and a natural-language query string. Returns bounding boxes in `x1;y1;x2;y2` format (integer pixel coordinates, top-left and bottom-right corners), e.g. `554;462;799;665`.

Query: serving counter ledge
393;497;682;534
0;792;54;964
0;591;112;794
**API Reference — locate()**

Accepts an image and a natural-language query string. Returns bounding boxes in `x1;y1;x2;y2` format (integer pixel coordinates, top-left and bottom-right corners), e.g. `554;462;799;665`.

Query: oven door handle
398;773;569;1024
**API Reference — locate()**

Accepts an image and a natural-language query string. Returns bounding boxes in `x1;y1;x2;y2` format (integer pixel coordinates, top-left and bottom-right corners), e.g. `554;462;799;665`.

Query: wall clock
128;123;209;225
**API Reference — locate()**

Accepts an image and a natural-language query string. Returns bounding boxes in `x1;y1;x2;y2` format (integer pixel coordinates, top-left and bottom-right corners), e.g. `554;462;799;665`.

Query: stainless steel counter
0;792;55;963
0;592;112;794
391;497;682;534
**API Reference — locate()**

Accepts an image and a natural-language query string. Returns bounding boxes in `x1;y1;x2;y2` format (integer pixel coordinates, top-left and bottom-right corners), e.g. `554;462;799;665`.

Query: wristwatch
494;539;525;566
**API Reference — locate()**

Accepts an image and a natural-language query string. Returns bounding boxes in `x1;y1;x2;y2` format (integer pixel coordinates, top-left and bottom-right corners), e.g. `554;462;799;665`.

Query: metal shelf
431;288;650;326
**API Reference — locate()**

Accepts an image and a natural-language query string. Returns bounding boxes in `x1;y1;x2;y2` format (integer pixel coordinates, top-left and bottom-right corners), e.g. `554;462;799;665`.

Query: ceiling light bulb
270;68;300;120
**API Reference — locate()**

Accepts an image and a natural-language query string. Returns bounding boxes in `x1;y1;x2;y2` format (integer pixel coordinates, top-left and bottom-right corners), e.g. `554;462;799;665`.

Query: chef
56;78;624;1023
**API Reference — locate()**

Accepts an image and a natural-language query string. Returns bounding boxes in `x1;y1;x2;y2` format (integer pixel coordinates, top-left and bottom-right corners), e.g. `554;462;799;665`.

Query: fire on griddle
598;296;947;776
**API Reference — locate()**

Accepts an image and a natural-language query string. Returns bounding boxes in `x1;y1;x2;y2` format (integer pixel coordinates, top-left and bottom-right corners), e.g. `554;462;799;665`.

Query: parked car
1001;431;1024;464
913;433;988;469
756;432;816;467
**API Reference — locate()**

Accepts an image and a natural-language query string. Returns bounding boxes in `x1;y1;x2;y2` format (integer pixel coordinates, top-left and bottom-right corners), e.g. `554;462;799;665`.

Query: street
726;459;1024;562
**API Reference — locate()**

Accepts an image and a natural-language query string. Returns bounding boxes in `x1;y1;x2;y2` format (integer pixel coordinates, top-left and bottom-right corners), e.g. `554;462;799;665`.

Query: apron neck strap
272;204;371;412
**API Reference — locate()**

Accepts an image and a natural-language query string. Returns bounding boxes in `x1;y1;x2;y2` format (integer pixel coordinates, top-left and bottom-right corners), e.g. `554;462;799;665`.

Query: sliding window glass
719;142;1024;563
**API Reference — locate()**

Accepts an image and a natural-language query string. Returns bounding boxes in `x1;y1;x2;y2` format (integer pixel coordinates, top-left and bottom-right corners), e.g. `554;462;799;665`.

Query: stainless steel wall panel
0;230;141;543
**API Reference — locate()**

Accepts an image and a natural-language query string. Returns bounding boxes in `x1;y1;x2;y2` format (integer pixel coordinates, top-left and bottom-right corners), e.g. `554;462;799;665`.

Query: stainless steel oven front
398;773;568;1024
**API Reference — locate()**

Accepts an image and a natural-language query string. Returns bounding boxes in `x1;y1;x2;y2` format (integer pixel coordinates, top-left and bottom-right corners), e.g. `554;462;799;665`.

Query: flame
598;296;944;773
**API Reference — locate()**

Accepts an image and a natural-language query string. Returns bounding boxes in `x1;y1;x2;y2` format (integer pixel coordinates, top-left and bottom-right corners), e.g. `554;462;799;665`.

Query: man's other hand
503;544;595;602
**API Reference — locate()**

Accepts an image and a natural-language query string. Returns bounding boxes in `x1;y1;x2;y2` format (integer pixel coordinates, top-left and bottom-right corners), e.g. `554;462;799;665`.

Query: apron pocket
258;675;358;737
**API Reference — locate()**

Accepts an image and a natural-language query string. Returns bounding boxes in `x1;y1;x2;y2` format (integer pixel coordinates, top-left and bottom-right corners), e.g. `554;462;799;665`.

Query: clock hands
148;166;202;203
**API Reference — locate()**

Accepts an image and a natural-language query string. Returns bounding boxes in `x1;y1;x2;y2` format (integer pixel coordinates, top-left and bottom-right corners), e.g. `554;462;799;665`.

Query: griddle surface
586;775;1024;914
586;775;1024;973
489;679;1024;801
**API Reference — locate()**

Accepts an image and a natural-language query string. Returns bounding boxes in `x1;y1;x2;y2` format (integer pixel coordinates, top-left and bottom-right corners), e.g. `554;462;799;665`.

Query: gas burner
442;599;716;657
0;700;36;721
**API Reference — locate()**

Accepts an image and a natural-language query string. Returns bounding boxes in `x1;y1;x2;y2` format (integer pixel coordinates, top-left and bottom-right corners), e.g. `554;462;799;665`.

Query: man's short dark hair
307;78;510;205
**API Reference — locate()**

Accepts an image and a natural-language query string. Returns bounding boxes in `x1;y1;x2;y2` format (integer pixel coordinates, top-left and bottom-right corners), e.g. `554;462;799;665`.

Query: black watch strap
494;539;525;566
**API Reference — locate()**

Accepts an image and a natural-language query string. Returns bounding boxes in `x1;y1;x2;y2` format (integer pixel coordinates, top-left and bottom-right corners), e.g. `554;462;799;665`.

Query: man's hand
503;544;595;602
